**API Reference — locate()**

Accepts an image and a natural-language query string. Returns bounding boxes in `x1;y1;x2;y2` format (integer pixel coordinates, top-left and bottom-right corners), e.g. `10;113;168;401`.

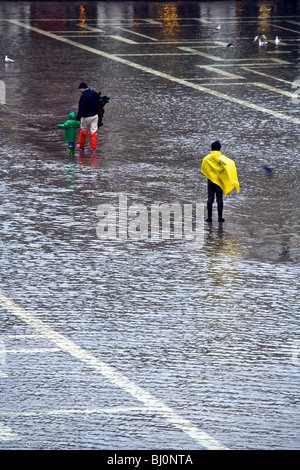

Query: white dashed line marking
0;422;21;441
0;293;228;450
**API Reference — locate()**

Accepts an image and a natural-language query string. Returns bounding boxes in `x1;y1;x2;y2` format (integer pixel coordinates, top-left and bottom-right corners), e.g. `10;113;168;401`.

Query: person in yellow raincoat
201;141;240;223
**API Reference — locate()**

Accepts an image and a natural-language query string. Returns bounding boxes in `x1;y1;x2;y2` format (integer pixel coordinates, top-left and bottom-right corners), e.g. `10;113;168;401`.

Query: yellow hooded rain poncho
201;151;240;196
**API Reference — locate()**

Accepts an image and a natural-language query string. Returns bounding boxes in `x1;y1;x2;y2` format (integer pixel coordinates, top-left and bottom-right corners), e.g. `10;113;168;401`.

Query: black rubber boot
218;202;225;222
206;202;213;223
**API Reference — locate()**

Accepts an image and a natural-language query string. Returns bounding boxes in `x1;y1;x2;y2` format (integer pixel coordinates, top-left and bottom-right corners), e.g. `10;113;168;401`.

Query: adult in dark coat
76;82;99;152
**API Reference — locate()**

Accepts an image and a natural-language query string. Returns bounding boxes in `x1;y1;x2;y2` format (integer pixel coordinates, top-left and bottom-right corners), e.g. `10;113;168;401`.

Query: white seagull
258;38;268;46
5;55;14;63
254;33;267;42
216;24;221;30
275;36;281;46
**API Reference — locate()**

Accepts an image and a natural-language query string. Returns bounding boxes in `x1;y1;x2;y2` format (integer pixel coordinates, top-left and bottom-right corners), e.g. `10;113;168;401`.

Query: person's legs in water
216;185;224;222
77;128;87;150
77;115;98;152
90;131;97;152
68;142;75;156
89;115;98;152
206;180;215;222
206;180;224;222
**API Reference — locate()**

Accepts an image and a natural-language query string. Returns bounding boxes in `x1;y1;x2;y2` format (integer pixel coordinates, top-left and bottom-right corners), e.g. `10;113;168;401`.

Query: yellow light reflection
257;3;272;37
79;4;87;32
145;2;181;42
161;4;181;41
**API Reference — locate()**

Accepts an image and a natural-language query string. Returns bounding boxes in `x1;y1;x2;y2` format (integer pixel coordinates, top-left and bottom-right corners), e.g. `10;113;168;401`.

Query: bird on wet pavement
258;38;268;46
254;32;267;42
259;164;273;178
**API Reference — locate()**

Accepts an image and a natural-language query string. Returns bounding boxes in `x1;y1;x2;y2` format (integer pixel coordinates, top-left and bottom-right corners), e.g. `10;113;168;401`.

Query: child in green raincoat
57;111;80;155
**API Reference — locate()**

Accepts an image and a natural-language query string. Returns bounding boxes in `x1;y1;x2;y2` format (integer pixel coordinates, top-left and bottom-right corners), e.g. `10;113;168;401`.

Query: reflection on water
78;4;87;33
204;226;242;287
158;4;183;42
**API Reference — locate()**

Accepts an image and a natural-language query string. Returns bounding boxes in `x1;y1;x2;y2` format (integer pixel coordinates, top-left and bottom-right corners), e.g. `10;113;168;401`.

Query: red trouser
78;128;97;151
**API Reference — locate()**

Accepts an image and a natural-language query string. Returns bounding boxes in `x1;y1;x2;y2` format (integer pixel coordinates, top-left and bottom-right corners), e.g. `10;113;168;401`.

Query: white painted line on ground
185;78;241;81
5;20;300;125
271;24;300;34
180;48;292;65
0;407;152;417
241;67;296;85
269;58;292;64
108;34;138;44
252;82;295;97
117;53;206;56
0;422;21;441
0;293;228;450
0;348;61;354
78;21;155;43
205;80;296;97
223;58;291;65
0;334;42;339
1;16;300;23
196;18;276;24
119;27;158;41
116;41;229;46
196;15;300;21
178;46;224;61
210;62;291;67
196;64;245;79
76;24;104;33
142;19;162;25
49;31;94;34
204;82;296;98
280;110;300;113
195;18;214;24
56;35;101;38
204;82;257;86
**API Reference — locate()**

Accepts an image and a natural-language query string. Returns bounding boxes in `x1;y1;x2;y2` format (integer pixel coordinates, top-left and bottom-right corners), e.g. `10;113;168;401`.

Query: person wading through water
76;82;99;152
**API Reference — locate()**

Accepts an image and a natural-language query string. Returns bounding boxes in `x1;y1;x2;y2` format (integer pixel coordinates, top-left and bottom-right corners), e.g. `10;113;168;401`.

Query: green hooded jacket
57;112;80;142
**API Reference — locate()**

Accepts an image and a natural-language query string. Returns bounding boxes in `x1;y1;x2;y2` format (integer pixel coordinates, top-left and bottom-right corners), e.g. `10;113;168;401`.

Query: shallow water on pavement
0;0;299;450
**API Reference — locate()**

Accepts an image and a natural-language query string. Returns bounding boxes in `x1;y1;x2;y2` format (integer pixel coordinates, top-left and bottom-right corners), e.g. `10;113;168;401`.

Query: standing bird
258;38;268;46
275;36;281;46
5;55;14;63
259;164;273;178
